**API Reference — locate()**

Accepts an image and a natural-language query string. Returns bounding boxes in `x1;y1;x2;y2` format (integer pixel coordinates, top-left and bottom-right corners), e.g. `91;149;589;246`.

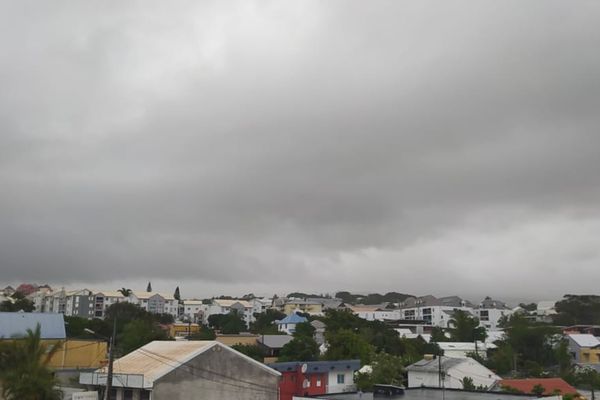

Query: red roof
499;378;577;395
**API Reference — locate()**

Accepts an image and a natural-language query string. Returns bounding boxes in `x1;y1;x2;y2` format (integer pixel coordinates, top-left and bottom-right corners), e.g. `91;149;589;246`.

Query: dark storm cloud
1;1;600;299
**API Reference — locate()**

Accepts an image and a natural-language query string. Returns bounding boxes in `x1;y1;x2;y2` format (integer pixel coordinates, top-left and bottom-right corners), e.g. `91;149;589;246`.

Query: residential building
27;285;53;312
64;289;96;318
399;295;475;327
407;356;499;389
252;297;273;315
492;378;577;396
567;334;600;364
181;300;207;323
129;291;179;318
349;305;402;321
80;340;281;400
203;299;255;326
474;297;511;330
535;301;557;323
311;320;326;345
268;360;361;400
306;298;343;311
283;299;324;316
1;285;15;296
93;291;126;319
215;333;260;347
276;312;308;335
437;342;488;359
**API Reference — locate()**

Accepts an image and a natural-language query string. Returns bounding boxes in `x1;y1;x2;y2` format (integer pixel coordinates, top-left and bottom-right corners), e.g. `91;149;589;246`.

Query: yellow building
168;323;201;338
47;339;107;369
283;300;323;316
215;333;260;347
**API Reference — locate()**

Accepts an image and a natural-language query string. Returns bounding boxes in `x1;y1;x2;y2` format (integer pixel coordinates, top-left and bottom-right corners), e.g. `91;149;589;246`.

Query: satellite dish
301;363;308;373
302;379;310;389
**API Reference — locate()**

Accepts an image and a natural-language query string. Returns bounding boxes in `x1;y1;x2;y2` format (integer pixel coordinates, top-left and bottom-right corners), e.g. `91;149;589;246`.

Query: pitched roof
0;312;66;339
93;340;279;389
498;378;577;395
407;356;465;372
213;299;252;308
276;313;308;325
258;334;294;349
568;334;600;348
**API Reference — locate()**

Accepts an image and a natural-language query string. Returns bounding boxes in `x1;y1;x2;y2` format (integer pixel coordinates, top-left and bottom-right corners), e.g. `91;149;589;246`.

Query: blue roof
0;312;66;339
269;360;361;373
276;313;308;325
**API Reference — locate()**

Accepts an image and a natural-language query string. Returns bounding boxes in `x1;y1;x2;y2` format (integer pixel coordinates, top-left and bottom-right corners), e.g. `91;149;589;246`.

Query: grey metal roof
257;334;294;349
0;312;66;339
406;356;465;372
269;359;361;373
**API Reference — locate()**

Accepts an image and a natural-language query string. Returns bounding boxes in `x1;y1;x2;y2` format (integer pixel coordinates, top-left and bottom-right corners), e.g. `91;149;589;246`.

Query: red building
268;360;361;400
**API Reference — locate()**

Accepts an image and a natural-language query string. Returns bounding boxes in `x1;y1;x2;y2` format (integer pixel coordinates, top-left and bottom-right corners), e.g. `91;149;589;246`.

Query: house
258;334;294;362
535;301;557;323
283;299;324;316
493;378;577;396
63;289;96;318
276;312;308;335
203;299;255;327
0;312;106;370
407;356;499;389
268;360;361;400
567;334;600;364
437;342;488;359
93;291;127;318
80;340;281;400
474;297;512;330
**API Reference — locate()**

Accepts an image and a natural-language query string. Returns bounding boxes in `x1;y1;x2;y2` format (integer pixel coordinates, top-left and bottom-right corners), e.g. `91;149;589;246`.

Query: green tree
447;310;486;342
278;336;319;362
355;352;404;390
0;292;35;312
576;367;600;400
174;287;181;301
208;312;246;334
146;282;152;292
231;344;264;361
250;309;286;334
189;324;216;340
430;326;448;343
461;376;476;390
324;329;374;364
118;319;167;354
118;288;132;297
0;324;63;400
554;295;600;326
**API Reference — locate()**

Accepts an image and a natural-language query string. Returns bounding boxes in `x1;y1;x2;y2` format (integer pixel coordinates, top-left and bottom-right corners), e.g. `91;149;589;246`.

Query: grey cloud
1;1;600;300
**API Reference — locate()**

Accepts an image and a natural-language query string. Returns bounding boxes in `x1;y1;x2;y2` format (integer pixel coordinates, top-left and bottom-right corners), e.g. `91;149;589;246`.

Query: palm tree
118;287;132;297
0;324;62;400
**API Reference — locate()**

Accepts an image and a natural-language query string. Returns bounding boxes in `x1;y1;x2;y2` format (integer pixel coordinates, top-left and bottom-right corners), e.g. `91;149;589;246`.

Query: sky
1;1;600;303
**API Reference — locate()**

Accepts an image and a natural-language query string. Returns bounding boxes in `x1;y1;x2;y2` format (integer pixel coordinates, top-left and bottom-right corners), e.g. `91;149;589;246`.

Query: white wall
327;370;356;393
408;359;499;389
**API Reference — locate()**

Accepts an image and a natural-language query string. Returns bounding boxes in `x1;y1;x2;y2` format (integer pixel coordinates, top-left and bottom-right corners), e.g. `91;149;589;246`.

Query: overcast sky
1;1;599;302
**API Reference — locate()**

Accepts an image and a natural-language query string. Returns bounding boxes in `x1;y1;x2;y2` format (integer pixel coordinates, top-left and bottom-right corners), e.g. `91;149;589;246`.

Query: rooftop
497;378;577;395
257;334;294;349
276;313;308;325
269;359;361;374
0;312;66;339
568;333;600;348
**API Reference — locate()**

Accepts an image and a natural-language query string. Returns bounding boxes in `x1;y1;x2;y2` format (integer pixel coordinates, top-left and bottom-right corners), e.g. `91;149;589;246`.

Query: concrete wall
48;339;107;369
152;345;280;400
408;360;498;390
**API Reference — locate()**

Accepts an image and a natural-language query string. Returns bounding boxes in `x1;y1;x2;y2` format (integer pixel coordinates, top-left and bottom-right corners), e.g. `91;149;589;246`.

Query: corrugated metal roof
268;359;361;373
568;334;600;348
258;334;293;349
93;340;280;389
0;312;66;339
276;313;308;325
406;356;465;372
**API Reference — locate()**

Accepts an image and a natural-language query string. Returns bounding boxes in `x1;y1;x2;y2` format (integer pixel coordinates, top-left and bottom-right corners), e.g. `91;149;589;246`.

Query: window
317;378;321;387
123;390;133;400
337;374;345;384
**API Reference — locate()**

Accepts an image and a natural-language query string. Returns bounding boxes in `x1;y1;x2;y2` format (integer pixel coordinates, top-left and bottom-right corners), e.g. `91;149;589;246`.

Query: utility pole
105;316;117;400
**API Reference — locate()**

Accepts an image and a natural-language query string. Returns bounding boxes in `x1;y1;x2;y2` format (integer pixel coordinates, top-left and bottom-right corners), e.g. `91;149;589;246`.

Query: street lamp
85;318;117;400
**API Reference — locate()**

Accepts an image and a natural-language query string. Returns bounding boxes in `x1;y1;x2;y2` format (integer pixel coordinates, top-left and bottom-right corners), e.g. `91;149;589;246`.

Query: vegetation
553;295;600;326
0;291;35;312
231;344;264;361
531;384;546;396
250;309;286;334
278;322;319;362
334;291;412;305
461;376;476;390
188;324;216;340
207;311;246;334
447;310;486;342
355;352;405;390
0;324;62;400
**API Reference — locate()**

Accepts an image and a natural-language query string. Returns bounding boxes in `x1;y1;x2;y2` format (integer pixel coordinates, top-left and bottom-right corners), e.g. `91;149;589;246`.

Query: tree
0;292;35;312
208;312;246;334
447;310;486;342
576;367;600;400
250;309;286;335
324;329;374;364
461;376;476;390
278;336;319;362
0;324;63;400
431;326;448;343
189;325;216;340
174;287;181;301
118;288;132;297
231;344;264;361
146;282;152;292
355;352;404;390
118;319;167;354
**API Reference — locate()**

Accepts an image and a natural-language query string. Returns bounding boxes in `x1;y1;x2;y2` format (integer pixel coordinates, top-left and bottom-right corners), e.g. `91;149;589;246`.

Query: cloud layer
1;1;600;300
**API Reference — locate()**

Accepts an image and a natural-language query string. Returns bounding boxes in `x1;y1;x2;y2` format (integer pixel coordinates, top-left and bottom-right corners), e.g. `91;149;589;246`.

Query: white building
276;313;308;335
182;300;208;323
129;291;179;318
350;305;402;321
438;342;488;359
93;291;127;318
203;299;254;326
399;295;475;327
474;297;512;330
64;289;96;318
407;356;499;389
